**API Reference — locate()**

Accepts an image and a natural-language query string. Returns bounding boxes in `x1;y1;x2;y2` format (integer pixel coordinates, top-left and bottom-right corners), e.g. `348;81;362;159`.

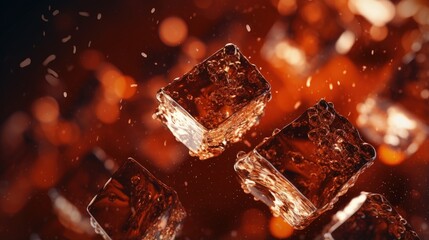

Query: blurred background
0;0;428;239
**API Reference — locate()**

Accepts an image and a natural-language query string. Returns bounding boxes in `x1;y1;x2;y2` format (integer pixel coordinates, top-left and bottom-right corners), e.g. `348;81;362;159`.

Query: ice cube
234;99;376;229
155;43;271;159
261;1;347;75
357;95;427;158
357;41;429;160
49;148;116;235
87;158;186;240
322;192;420;239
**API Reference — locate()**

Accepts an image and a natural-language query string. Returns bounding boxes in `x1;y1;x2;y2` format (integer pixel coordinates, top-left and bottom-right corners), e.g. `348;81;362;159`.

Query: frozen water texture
87;158;186;240
235;99;376;229
322;192;420;239
155;43;271;159
357;95;428;157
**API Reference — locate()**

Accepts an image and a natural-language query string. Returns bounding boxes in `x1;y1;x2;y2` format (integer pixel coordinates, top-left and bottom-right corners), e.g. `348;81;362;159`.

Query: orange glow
100;69;125;101
240;208;267;238
32;97;59;123
138;133;185;172
300;30;319;56
80;49;104;70
120;75;137;99
97;64;122;84
269;216;294;239
301;1;323;24
277;0;297;15
0;177;32;215
159;16;188;47
31;149;59;189
183;38;206;60
95;100;120;124
57;121;80;144
369;25;388;41
378;144;406;165
1;112;30;153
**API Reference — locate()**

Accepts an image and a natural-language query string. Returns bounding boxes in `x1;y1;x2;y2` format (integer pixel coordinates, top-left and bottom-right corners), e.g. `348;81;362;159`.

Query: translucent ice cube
261;1;347;75
357;95;427;158
49;148;116;235
234;99;376;229
322;192;420;240
87;158;186;240
155;43;271;159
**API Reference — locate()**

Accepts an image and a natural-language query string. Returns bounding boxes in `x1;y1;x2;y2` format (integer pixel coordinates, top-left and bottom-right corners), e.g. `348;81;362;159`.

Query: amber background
1;0;429;239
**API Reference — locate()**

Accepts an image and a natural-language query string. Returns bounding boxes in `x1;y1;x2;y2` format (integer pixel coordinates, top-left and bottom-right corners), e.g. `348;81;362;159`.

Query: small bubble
236;151;247;159
308;115;321;127
317;99;329;110
171;91;179;98
131;175;141;185
381;203;392;212
320;110;335;125
108;193;117;202
360;143;376;160
272;128;281;136
224;43;237;56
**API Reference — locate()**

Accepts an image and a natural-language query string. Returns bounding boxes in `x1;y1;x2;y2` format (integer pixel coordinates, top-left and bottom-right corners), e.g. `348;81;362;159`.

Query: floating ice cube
261;1;348;75
235;99;376;229
87;158;186;240
357;95;427;158
322;192;420;239
155;43;271;159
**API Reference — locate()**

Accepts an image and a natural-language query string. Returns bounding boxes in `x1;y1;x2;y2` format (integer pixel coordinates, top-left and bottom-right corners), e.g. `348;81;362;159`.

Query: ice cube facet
87;158;186;240
234;99;376;229
155;43;271;159
322;192;420;240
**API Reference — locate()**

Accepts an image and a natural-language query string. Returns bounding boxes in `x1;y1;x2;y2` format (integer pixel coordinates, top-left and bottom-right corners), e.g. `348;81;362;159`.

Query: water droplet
272;128;281;136
171;91;179;98
317;99;329;110
236;151;247;159
308;129;319;141
108;192;117;202
381;203;392;212
224;43;237;56
131;176;141;186
320;110;335;125
360;143;376;160
308;115;321;127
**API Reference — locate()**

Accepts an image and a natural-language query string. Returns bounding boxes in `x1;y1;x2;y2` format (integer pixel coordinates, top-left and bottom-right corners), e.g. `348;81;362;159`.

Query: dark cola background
1;0;429;239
